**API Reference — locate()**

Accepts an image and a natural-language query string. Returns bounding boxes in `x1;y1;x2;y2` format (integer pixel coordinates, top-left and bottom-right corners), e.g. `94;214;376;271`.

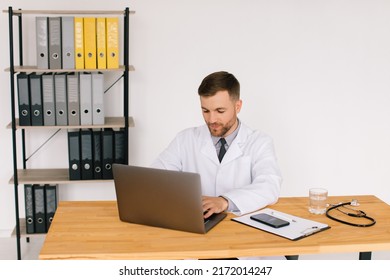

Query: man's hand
202;196;228;219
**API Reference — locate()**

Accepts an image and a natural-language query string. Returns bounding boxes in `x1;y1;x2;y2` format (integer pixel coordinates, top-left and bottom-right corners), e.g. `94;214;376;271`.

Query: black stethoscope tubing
325;202;376;227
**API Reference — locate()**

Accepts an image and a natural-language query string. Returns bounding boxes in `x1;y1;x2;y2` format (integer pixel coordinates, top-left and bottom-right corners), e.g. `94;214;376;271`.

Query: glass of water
309;188;328;214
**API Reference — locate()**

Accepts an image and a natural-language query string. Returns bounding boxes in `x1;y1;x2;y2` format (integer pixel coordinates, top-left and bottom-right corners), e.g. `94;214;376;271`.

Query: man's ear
236;99;243;113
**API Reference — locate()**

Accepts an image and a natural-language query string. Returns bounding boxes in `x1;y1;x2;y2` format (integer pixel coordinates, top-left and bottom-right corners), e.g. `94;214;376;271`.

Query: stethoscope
325;200;376;227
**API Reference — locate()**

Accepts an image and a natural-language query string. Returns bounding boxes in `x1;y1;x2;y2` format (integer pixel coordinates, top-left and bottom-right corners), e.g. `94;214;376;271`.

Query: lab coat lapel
199;126;220;164
220;124;248;164
222;141;243;164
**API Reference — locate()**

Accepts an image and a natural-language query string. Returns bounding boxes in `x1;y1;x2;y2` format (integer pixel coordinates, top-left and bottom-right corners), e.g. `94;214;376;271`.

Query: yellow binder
106;17;119;69
74;17;84;69
96;17;106;69
83;17;97;69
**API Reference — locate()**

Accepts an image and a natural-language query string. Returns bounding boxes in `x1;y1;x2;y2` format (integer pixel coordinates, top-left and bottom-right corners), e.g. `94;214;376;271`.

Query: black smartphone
250;213;290;228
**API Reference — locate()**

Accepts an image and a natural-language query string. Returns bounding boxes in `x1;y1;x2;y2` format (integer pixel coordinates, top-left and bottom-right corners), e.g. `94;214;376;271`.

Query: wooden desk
39;195;390;260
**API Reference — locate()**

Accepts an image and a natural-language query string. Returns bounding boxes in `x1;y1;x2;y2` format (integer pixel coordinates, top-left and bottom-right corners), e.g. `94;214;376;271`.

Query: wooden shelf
9;168;114;184
6;116;135;130
3;9;136;15
4;65;135;73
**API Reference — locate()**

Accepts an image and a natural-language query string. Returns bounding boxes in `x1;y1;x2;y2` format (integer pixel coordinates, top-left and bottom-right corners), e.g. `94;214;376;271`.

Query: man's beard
207;119;236;137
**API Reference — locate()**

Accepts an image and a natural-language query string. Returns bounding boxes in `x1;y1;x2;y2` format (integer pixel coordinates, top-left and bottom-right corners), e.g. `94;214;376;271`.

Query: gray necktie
218;138;227;162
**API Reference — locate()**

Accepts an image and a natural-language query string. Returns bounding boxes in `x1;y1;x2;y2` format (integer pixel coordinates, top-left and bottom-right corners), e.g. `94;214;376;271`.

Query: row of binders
36;17;119;70
24;184;58;234
68;128;126;180
17;72;105;126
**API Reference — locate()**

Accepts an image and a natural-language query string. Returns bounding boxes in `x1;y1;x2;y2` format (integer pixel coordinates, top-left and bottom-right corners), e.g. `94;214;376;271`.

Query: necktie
218;138;227;162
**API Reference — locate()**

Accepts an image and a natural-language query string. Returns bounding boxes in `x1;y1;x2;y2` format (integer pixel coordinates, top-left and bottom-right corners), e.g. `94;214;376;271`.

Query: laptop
112;164;227;234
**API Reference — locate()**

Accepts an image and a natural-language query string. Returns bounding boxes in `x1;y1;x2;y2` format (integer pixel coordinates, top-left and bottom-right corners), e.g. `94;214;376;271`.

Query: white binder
36;17;49;69
80;73;92;125
61;16;75;69
92;73;105;125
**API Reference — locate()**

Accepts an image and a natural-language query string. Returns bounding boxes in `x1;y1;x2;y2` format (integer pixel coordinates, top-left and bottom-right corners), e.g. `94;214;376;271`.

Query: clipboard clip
301;226;321;236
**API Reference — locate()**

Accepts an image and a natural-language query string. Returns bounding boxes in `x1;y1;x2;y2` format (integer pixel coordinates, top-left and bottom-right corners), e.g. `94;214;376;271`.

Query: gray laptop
112;164;227;234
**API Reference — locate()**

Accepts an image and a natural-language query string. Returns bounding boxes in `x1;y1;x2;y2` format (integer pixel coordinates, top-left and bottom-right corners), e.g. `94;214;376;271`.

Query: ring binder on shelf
102;129;114;179
84;17;97;69
74;17;84;69
67;73;80;126
61;16;75;69
17;73;31;126
29;73;44;126
48;17;62;69
96;17;107;69
106;17;119;69
34;184;46;234
92;129;103;180
114;129;126;165
81;129;93;180
92;72;105;125
24;184;35;234
42;74;56;126
68;130;81;180
36;17;49;69
45;184;58;232
54;73;68;126
80;73;92;125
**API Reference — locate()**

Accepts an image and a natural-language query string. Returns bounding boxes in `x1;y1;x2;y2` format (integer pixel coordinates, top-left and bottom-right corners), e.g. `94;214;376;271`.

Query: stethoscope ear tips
351;199;360;207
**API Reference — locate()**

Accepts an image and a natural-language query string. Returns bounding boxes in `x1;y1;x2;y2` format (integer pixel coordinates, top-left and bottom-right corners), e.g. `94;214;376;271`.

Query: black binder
102;129;114;179
45;184;58;232
24;184;35;234
33;184;46;233
29;73;44;126
68;130;81;180
17;73;31;126
80;129;93;180
92;130;103;179
114;129;126;164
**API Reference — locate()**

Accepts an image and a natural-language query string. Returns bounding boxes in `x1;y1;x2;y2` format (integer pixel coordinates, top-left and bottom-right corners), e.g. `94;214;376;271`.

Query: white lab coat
151;122;282;215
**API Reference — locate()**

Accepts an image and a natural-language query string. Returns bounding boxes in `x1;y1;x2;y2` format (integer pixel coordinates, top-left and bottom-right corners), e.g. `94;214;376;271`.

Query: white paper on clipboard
232;208;330;241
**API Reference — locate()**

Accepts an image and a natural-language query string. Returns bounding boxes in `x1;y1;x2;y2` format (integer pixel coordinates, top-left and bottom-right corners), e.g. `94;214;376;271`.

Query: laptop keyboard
204;213;215;224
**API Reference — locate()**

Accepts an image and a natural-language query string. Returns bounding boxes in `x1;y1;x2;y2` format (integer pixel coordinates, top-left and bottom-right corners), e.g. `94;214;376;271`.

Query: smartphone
250;213;290;228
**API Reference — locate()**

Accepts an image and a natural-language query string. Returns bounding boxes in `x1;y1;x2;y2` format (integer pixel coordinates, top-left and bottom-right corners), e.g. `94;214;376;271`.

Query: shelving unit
4;7;135;259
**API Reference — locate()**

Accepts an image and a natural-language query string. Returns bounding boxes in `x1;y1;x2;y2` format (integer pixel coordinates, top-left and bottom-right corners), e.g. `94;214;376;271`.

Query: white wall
1;0;390;258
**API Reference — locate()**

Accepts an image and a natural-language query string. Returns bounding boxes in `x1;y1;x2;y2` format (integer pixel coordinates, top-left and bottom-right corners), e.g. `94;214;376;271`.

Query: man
152;71;282;218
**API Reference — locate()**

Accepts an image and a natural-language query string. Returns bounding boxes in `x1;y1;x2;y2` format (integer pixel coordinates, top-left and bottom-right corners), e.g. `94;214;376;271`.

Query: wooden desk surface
39;195;390;260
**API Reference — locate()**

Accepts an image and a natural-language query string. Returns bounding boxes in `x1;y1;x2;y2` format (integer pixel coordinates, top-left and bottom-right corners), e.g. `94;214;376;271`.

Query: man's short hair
198;71;240;101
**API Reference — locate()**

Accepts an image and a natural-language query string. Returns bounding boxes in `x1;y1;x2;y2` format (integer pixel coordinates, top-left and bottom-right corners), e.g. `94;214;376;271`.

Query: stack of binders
24;184;58;234
36;16;119;70
68;128;126;180
16;72;105;126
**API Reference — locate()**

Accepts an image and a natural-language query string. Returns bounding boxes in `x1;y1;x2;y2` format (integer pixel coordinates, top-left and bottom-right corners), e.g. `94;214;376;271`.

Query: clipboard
232;208;330;241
